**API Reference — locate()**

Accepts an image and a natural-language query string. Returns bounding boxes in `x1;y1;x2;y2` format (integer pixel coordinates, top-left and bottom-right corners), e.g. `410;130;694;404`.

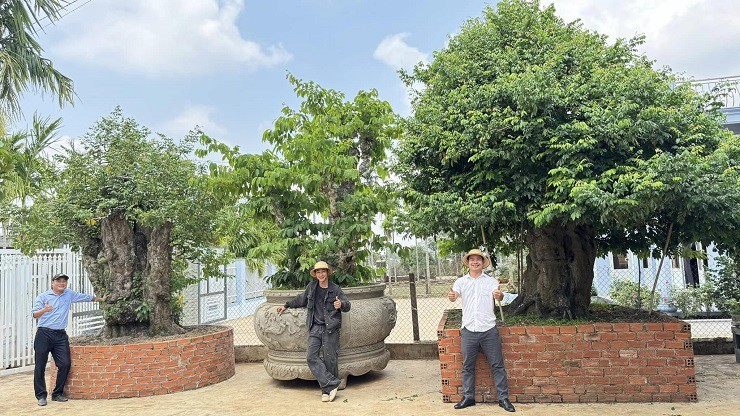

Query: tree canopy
200;74;400;288
397;0;738;317
16;108;228;337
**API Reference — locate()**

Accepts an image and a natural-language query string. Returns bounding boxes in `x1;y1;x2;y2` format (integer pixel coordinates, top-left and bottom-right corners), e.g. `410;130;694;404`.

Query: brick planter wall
49;326;235;399
437;310;697;404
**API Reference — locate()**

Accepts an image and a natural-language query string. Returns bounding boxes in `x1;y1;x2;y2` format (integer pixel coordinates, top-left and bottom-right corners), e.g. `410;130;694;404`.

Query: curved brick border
437;310;697;404
49;326;235;399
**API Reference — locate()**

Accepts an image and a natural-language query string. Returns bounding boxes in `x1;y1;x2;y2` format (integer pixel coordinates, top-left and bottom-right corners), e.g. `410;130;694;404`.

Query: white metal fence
1;249;262;373
0;248;101;373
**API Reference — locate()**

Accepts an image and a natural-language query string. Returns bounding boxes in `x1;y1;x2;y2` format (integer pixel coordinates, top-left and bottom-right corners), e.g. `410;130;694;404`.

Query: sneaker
328;386;338;402
38;398;47;406
321;394;330;402
52;395;69;402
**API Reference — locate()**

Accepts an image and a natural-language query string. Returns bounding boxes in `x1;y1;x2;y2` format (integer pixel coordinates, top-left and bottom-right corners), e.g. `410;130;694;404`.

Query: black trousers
33;328;71;399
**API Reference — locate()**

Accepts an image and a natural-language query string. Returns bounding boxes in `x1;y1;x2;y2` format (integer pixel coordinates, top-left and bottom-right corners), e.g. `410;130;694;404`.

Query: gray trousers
307;324;341;393
461;326;509;400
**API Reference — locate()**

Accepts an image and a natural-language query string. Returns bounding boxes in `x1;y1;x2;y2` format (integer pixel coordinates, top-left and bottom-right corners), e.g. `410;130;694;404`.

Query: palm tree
1;113;61;207
0;0;74;119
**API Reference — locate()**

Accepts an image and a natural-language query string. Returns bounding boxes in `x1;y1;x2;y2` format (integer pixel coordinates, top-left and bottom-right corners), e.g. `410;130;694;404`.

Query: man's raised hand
493;284;504;302
333;296;342;310
448;287;457;302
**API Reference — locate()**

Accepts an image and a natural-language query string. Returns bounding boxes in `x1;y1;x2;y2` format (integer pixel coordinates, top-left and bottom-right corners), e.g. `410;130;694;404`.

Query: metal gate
197;263;228;324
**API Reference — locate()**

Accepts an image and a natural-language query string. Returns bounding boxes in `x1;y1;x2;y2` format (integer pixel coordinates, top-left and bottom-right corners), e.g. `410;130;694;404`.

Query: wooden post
425;238;431;295
409;273;420;342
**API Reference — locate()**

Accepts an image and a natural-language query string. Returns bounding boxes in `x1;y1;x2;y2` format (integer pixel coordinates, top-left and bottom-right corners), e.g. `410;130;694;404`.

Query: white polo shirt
453;273;499;332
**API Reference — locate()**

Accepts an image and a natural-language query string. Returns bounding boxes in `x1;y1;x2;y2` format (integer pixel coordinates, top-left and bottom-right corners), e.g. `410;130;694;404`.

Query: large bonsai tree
397;0;739;318
200;75;400;288
16;108;227;337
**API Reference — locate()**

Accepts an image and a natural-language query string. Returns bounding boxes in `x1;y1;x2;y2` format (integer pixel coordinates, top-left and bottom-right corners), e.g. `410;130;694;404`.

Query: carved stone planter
253;283;396;381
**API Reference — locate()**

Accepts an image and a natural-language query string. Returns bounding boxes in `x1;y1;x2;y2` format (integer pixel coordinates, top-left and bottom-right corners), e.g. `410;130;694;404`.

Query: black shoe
38;398;47;406
51;395;69;402
499;398;516;412
454;397;476;409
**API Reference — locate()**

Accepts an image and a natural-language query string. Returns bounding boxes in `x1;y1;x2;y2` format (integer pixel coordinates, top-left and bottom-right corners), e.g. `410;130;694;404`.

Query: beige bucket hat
462;248;491;268
310;261;334;277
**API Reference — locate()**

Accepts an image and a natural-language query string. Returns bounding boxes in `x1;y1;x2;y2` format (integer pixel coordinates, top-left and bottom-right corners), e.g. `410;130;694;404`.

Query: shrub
707;256;740;313
608;278;658;310
668;285;700;316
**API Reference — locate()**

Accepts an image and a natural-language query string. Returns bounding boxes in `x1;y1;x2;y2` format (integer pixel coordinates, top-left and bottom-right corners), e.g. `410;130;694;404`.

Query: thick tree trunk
78;213;181;338
97;213;148;337
508;222;596;319
145;222;184;336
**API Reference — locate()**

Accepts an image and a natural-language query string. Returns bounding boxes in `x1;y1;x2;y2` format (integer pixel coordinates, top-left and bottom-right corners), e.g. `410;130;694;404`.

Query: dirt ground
2;355;737;416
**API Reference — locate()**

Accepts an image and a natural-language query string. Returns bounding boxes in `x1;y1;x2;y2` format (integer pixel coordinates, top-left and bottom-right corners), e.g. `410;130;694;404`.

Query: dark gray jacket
284;280;351;333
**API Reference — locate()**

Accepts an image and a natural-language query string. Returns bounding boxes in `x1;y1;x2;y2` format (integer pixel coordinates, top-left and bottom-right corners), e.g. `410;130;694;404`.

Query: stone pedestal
253;283;396;380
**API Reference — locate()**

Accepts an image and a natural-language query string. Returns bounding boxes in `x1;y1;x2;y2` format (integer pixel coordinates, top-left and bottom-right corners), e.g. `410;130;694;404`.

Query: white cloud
162;105;227;137
51;0;292;76
545;0;740;79
374;33;428;70
373;33;429;116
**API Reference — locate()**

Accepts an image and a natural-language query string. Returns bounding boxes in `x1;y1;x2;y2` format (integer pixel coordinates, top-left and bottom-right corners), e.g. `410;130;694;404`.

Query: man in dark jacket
277;261;351;402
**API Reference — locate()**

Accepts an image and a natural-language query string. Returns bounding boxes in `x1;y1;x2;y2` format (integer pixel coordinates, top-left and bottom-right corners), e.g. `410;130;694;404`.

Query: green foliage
0;0;74;119
706;256;740;313
14;108;229;322
396;0;738;262
668;285;701;316
199;74;400;288
668;281;719;317
608;278;659;310
0;114;60;208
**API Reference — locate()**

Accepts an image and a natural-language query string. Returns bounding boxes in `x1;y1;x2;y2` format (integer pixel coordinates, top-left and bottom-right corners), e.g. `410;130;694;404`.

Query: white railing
688;75;740;108
0;248;101;373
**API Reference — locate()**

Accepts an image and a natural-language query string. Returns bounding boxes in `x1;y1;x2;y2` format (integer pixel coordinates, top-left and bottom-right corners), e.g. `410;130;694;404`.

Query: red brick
576;324;595;333
600;332;618;341
636;331;655;340
656;331;675;340
663;322;683;331
583;333;600;341
516;395;535;403
559;326;576;334
617;332;636;340
525;326;544;335
543;326;561;334
594;323;613;332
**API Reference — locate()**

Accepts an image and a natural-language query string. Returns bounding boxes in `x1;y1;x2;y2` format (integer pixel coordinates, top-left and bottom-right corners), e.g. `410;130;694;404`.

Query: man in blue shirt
31;273;106;406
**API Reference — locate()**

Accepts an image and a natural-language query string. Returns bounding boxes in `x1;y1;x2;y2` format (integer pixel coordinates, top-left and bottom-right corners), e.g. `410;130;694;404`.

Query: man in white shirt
448;249;515;412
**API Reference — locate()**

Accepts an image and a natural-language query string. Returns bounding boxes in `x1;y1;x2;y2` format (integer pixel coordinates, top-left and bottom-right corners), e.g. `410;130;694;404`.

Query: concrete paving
2;355;738;416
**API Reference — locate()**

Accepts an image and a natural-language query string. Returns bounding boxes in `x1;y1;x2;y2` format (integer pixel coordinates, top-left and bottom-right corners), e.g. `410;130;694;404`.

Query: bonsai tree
199;74;400;288
397;0;739;318
15;108;228;337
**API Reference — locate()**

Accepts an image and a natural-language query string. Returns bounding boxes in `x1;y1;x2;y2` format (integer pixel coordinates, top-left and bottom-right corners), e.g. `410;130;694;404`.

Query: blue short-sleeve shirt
32;288;93;330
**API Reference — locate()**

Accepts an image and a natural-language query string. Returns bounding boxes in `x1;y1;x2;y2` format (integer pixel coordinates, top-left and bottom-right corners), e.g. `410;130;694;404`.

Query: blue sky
16;0;740;156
